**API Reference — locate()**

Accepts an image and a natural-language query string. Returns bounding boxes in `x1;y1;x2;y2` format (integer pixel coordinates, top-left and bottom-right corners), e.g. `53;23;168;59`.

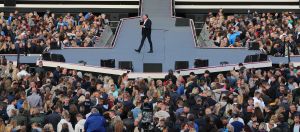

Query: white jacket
57;119;74;132
75;119;86;132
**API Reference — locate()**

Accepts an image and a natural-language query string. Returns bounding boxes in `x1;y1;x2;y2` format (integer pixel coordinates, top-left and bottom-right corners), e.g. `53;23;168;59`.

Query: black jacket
142;19;152;35
45;112;61;130
123;117;134;132
290;123;300;132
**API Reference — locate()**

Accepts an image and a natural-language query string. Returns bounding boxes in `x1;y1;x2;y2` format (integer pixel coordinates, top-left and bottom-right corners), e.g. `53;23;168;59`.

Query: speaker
259;54;268;61
119;61;133;71
143;63;162;72
244;54;262;63
175;61;189;70
251;55;259;62
175;18;190;26
42;53;51;61
101;59;115;68
249;42;259;50
51;54;65;62
4;0;16;6
194;59;208;68
244;55;252;63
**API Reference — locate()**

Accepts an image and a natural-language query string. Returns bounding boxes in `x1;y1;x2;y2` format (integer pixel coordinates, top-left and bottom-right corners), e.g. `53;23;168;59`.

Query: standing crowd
0;60;300;132
207;9;300;56
0;10;110;54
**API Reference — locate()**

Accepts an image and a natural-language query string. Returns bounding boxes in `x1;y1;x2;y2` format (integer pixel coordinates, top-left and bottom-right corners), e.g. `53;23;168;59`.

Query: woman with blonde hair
0;118;5;132
217;73;226;84
22;100;30;111
44;100;53;114
43;123;55;132
266;120;277;132
5;119;17;132
12;68;19;81
147;79;157;99
114;119;125;132
4;124;14;132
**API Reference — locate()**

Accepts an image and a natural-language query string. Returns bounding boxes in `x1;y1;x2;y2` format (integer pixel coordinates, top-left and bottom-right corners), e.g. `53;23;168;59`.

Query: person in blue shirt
7;13;14;25
187;113;199;132
84;108;106;132
227;29;241;45
56;18;64;30
230;113;244;132
176;81;185;96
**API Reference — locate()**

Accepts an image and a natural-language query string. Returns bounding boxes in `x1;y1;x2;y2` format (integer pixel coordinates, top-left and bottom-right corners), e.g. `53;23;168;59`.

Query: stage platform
3;0;300;78
46;0;261;73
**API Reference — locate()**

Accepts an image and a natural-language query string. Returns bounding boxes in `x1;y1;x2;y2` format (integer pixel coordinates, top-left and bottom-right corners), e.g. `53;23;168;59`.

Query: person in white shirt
6;99;17;118
17;65;30;79
57;111;74;132
75;114;86;132
253;91;265;111
266;120;277;132
154;103;170;121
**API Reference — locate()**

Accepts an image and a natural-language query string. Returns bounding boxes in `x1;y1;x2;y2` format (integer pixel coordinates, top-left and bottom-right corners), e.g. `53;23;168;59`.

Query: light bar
175;0;297;2
16;4;139;8
176;5;300;9
18;0;139;1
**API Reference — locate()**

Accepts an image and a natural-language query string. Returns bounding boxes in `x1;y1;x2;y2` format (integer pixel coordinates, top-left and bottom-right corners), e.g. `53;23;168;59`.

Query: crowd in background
0;59;299;132
207;9;300;56
0;10;110;54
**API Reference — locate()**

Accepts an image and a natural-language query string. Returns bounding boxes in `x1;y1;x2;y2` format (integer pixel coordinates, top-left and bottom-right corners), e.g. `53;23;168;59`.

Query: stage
3;0;300;78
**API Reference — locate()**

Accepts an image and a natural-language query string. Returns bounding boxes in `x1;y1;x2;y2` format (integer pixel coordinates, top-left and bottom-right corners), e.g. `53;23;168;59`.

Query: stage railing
36;60;272;79
172;0;176;16
190;19;198;47
110;19;123;47
138;0;142;16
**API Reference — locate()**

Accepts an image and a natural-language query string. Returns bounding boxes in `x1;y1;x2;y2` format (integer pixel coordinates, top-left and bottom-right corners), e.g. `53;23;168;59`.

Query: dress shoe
135;49;140;53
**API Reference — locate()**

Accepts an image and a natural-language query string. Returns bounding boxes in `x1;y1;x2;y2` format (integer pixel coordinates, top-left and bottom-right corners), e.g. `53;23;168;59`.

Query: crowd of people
0;11;110;54
0;59;300;132
207;9;300;56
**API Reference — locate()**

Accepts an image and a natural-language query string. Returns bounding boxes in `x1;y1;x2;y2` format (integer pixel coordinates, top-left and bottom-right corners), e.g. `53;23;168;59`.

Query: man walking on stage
135;14;153;53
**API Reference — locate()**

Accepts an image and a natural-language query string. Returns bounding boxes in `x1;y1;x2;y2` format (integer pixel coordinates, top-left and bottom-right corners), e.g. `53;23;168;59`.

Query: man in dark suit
135;14;153;53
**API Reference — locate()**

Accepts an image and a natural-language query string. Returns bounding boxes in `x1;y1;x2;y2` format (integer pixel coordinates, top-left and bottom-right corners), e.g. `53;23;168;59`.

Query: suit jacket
290;123;300;132
142;19;152;36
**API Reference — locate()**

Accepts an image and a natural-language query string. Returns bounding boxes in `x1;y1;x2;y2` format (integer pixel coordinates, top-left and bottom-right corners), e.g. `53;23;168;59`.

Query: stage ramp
141;0;172;18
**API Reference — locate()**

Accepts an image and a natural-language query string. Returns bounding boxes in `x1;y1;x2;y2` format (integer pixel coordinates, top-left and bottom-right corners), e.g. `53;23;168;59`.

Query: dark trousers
138;34;153;51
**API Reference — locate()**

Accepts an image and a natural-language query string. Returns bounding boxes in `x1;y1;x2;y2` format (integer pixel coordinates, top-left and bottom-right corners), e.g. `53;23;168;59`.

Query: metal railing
110;19;123;47
190;19;198;47
138;0;143;16
172;0;176;16
109;21;121;33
